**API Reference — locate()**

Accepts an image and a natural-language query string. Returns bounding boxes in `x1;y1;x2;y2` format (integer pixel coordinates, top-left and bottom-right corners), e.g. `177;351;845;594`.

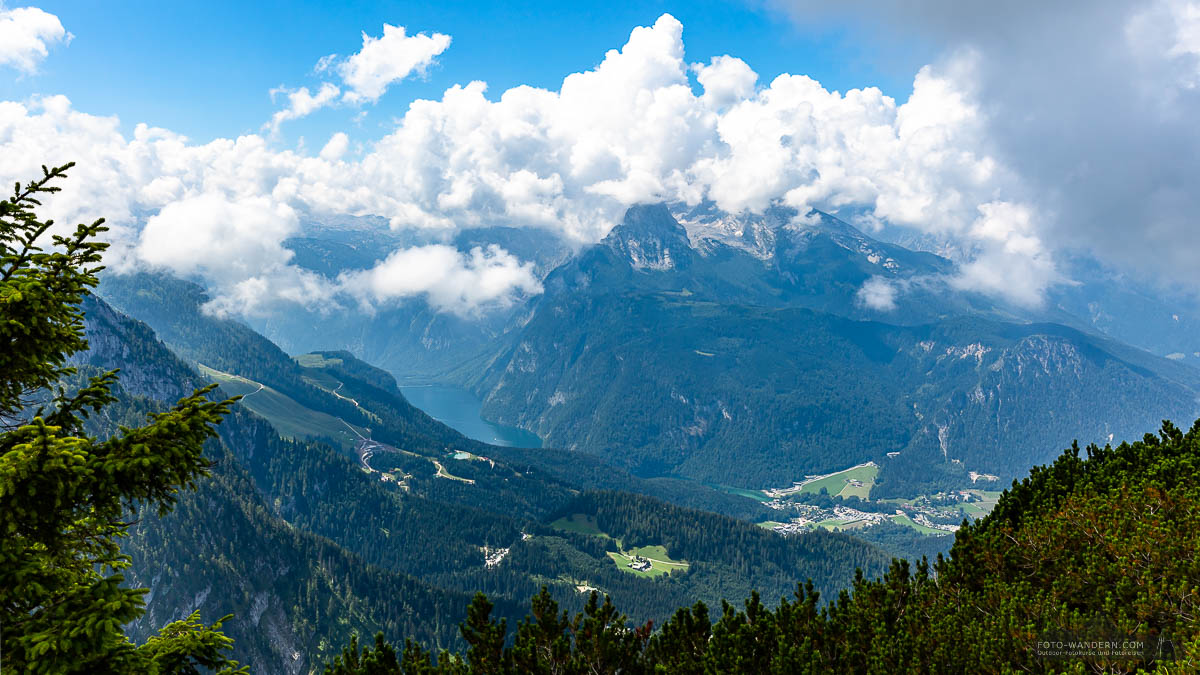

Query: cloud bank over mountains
1;5;1198;315
771;0;1200;292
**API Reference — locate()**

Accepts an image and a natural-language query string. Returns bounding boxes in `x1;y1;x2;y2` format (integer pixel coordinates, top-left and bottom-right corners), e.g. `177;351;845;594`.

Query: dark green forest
326;421;1200;673
79;281;884;668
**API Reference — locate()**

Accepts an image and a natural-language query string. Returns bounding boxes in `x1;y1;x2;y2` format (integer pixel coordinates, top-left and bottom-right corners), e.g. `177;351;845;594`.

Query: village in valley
730;462;1004;538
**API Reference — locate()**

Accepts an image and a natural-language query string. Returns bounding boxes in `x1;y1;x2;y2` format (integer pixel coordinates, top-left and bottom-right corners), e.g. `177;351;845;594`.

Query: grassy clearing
799;464;879;499
713;484;772;502
757;520;786;529
608;546;689;578
199;364;366;449
547;515;689;577
837;484;869;500
969;489;1003;512
294;353;343;369
196;364;259;395
627;545;683;563
301;370;343;391
959;502;987;516
431;459;474;483
890;514;947;536
550;514;608;537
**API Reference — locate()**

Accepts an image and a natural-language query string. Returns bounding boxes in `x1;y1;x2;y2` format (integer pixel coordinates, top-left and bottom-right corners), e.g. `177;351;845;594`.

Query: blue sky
4;0;928;144
2;1;1199;316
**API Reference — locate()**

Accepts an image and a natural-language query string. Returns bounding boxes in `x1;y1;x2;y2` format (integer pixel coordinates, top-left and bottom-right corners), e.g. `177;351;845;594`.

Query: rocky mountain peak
602;204;693;271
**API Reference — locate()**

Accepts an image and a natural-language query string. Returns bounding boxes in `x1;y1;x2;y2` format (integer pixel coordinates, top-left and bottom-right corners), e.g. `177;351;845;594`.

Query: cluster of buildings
912;513;960;533
482;546;510;568
833;505;891;524
942;490;977;502
627;555;652;572
765;500;968;536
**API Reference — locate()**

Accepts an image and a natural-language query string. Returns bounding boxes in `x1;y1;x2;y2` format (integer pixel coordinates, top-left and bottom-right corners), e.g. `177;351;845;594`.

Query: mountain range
446;204;1200;493
80;201;1200;672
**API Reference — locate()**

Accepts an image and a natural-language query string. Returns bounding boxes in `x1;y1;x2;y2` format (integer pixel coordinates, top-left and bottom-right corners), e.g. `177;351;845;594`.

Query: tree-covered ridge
69;289;538;665
99;272;477;456
67;291;524;670
79;272;884;670
99;270;785;521
327;420;1200;673
122;419;491;671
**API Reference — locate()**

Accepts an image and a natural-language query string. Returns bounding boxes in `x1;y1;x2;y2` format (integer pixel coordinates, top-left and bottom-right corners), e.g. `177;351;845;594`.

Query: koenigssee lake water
400;384;542;448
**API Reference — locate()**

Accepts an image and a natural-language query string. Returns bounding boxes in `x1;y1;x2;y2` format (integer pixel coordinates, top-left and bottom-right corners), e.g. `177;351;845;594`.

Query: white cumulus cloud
693;55;757;109
857;277;898;311
138;193;299;279
265;82;340;133
319;131;350;160
0;5;69;73
950;201;1061;307
331;23;451;104
265;23;450;130
0;13;1084;314
338;244;542;315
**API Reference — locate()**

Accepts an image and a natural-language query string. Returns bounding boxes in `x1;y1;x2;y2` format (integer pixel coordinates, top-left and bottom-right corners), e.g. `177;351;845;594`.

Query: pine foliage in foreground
327;421;1200;674
0;165;242;673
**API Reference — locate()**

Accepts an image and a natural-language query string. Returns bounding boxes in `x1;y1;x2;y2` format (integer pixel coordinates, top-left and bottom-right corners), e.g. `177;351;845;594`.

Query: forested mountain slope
329;419;1200;673
78;290;887;673
71;295;500;671
463;205;1200;494
98;271;773;520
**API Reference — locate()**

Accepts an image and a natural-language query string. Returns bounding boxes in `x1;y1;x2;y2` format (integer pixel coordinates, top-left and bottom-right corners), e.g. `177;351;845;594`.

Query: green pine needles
0;164;244;673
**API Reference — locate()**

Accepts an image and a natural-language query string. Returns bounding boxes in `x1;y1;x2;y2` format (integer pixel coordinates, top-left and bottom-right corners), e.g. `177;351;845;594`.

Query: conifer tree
0;163;243;673
461;593;507;674
508;587;572;674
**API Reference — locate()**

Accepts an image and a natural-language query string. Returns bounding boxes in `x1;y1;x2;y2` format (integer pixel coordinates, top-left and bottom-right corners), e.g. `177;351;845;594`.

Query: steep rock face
123;455;311;675
603;204;695;271
673;201;951;283
895;328;1199;478
70;295;200;402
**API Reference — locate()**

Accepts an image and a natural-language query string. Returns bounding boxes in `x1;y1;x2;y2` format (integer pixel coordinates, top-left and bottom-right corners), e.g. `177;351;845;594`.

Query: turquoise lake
399;384;542;448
